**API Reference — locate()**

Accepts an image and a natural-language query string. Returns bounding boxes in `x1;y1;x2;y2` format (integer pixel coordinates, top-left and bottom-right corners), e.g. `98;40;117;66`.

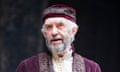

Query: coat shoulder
16;55;39;72
84;57;99;67
83;57;102;72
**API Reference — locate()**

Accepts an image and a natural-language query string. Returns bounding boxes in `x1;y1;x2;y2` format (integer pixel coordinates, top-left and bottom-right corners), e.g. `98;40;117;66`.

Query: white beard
47;42;65;55
46;34;75;55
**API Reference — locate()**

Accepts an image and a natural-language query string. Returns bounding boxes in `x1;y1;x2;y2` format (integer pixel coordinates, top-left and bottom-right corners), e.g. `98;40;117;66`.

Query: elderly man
16;4;102;72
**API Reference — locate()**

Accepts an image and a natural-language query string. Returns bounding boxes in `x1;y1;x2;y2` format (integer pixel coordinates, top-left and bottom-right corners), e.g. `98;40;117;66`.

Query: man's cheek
43;31;50;38
44;33;51;42
59;31;66;36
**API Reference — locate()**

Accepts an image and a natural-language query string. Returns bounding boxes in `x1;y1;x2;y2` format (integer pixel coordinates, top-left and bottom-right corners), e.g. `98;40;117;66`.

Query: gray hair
41;18;78;33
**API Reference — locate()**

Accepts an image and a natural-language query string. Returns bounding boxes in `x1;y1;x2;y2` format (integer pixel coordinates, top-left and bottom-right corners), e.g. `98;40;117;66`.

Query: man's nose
51;27;58;36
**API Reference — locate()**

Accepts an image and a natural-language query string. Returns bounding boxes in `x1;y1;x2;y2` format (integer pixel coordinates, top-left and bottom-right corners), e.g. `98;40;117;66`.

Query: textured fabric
38;53;86;72
16;55;39;72
52;50;73;72
52;58;73;72
72;53;86;72
16;52;102;72
42;4;76;23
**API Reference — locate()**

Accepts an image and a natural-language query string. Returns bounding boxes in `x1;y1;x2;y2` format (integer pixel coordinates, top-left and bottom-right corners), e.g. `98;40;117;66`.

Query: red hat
42;4;76;23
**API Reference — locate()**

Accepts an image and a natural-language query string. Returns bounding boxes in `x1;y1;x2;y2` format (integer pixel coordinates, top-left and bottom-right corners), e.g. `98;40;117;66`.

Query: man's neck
52;46;73;62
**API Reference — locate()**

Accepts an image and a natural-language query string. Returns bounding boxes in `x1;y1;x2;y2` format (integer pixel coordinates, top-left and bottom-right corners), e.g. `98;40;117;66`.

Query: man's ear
72;27;78;36
41;28;47;38
42;31;47;38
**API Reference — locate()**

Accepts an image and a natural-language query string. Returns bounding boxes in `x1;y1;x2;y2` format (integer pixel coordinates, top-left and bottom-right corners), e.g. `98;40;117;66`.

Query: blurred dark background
0;0;118;72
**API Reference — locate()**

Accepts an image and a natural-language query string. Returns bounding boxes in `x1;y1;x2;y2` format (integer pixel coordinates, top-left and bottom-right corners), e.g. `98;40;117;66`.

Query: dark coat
16;53;101;72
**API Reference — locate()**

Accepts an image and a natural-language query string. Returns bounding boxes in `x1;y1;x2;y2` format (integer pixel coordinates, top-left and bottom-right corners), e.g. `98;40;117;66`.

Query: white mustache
50;35;63;40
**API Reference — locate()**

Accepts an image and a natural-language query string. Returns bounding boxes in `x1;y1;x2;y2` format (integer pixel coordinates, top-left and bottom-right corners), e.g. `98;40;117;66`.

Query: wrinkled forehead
44;17;68;25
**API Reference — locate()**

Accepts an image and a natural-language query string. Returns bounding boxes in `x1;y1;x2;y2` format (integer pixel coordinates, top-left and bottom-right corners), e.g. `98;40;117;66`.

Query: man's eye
57;23;64;28
46;25;52;29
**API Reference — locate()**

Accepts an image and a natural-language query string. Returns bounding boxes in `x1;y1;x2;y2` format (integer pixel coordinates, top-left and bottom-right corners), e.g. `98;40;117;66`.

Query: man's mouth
51;38;63;44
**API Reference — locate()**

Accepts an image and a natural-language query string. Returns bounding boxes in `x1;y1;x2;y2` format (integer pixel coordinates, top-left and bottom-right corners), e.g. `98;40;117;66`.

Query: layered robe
16;52;101;72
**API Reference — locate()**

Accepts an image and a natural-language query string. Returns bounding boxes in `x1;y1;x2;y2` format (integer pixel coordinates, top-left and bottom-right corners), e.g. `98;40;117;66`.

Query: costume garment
16;52;101;72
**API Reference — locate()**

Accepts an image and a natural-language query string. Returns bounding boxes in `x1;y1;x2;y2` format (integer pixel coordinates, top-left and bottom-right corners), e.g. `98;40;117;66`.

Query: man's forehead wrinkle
44;17;67;25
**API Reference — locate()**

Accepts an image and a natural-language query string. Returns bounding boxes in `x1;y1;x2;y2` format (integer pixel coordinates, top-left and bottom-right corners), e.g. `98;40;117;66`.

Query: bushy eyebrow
44;23;50;25
57;22;65;26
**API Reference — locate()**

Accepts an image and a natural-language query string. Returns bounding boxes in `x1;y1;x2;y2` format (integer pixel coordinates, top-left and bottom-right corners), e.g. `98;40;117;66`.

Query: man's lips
51;38;63;44
51;38;62;41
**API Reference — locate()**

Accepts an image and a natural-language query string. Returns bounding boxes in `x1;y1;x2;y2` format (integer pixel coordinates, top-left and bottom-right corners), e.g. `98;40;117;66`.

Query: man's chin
48;44;65;54
49;42;64;48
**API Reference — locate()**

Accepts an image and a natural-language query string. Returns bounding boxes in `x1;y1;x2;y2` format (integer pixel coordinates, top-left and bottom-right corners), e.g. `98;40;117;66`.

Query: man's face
41;17;77;55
